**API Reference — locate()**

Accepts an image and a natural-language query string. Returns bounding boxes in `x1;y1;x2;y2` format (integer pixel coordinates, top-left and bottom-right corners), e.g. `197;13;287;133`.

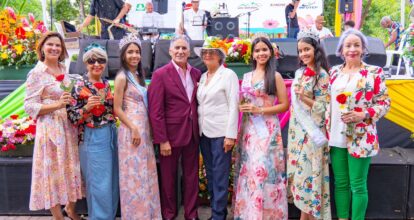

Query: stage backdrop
126;0;323;34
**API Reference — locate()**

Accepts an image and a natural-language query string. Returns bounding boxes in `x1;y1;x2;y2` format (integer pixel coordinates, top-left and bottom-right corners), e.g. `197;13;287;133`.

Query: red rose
367;108;376;117
241;44;248;55
336;94;348;104
360;69;368;77
355;91;363;101
365;91;373;101
10;114;19;120
351;152;360;158
24;124;36;135
354;107;363;112
356;122;366;128
90;104;105;117
0;34;7;46
94;82;106;90
304;67;316;77
55;74;65;82
366;133;375;144
374;76;381;95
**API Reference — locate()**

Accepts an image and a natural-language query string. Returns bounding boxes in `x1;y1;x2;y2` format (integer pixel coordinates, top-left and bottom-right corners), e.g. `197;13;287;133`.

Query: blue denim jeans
200;134;232;220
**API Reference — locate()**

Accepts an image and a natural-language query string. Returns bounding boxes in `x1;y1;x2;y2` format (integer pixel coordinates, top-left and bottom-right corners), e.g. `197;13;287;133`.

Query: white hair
336;28;368;59
169;34;191;49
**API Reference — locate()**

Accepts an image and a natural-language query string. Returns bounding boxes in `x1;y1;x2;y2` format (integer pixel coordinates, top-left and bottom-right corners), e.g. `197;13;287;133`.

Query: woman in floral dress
25;32;83;220
113;34;161;219
233;36;289;219
67;44;119;220
287;30;331;220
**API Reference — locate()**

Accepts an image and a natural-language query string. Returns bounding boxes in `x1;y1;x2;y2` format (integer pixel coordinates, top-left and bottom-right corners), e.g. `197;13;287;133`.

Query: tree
53;0;78;22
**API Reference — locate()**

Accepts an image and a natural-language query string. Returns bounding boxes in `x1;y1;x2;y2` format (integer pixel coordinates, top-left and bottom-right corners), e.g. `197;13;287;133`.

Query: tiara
119;33;141;50
84;43;106;52
297;29;319;42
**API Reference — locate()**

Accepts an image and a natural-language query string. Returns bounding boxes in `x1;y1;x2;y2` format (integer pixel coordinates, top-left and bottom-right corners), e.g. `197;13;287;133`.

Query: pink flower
255;166;268;182
254;196;263;210
28;13;35;23
21;18;30;27
360;69;368;77
263;19;279;29
5;7;16;20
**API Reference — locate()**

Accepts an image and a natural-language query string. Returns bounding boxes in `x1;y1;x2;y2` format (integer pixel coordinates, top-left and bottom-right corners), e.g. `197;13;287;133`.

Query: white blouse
328;72;360;148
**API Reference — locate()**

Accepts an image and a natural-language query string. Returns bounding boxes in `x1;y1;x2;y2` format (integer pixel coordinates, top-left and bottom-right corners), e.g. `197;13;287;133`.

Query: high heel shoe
62;208;87;220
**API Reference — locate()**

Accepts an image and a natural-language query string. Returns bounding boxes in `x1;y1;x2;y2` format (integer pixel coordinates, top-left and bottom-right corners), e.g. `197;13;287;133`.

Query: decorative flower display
0;115;36;152
0;7;46;69
226;38;252;64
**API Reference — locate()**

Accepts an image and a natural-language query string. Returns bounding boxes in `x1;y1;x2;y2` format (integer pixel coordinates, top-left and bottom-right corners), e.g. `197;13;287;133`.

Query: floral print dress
233;72;287;220
24;62;83;210
287;67;331;219
117;79;162;219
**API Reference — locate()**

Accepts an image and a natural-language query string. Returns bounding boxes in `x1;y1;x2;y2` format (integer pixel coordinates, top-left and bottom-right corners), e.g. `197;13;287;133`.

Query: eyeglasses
87;58;107;65
202;50;218;56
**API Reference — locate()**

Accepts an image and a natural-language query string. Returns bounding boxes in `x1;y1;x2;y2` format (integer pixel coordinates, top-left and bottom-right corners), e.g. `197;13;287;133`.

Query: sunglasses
87;58;107;65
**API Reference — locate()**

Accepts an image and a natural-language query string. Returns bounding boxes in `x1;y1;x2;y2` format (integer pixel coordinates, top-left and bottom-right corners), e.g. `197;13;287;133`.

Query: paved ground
0;206;233;220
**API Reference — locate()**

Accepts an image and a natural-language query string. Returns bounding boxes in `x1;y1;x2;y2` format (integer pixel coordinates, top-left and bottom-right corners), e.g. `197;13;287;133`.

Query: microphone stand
236;8;258;37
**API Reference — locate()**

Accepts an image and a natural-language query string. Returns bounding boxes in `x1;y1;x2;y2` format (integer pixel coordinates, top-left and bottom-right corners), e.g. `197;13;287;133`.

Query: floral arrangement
336;91;353;136
403;23;414;67
0;115;36;152
0;7;47;69
226;38;252;64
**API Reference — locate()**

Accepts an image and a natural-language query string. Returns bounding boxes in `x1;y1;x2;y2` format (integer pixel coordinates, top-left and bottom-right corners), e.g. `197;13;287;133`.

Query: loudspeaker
208;18;239;38
153;40;206;73
153;0;168;14
271;38;299;78
320;37;343;67
363;37;387;68
339;0;354;13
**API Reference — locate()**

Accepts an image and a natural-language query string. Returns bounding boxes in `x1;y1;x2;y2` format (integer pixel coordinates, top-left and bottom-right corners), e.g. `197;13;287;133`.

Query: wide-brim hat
194;36;227;58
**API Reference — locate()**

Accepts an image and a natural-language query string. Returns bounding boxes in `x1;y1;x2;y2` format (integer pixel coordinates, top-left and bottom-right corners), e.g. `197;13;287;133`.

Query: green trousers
330;147;371;220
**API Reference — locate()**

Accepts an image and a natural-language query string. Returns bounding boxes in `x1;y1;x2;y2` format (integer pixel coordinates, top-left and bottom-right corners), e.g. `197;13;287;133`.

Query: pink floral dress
24;62;83;210
117;80;161;219
233;72;288;220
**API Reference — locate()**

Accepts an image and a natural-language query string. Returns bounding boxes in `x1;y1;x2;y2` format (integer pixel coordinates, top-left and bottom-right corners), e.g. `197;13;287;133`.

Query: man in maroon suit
148;35;201;220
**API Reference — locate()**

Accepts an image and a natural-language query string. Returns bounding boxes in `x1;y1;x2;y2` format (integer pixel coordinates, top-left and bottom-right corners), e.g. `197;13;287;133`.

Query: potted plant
0;6;47;80
0;114;36;157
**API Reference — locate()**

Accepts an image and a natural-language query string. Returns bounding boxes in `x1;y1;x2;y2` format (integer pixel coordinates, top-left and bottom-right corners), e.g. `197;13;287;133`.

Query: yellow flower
25;31;34;38
339;104;346;110
13;44;23;55
199;183;206;191
342;92;352;96
1;52;7;59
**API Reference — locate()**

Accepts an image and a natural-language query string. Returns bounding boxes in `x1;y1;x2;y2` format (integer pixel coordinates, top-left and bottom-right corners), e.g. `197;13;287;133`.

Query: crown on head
119;33;141;50
297;29;319;42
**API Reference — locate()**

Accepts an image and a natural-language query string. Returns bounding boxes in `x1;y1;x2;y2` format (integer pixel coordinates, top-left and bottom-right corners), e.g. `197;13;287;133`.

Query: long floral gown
287;68;331;219
117;80;162;219
24;62;83;210
233;72;288;220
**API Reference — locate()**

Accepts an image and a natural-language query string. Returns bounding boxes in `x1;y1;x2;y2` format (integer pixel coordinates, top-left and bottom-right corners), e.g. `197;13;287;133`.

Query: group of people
25;25;390;220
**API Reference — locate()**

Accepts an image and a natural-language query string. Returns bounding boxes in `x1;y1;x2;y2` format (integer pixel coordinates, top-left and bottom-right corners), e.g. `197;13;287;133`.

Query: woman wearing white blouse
195;39;239;220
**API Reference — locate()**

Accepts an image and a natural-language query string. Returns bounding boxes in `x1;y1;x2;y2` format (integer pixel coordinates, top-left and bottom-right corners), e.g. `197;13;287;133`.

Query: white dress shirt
183;9;206;40
197;65;239;139
311;25;333;39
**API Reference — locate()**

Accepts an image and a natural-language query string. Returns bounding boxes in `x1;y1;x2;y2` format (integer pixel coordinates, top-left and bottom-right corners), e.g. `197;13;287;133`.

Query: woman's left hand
341;111;365;124
294;85;306;101
239;103;259;114
223;138;235;153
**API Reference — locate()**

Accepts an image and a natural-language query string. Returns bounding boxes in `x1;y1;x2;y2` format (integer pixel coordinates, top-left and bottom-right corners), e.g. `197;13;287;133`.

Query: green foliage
3;0;42;19
52;0;78;23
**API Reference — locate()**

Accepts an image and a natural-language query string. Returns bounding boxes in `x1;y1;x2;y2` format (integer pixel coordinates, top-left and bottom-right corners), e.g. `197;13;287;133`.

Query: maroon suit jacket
148;61;202;147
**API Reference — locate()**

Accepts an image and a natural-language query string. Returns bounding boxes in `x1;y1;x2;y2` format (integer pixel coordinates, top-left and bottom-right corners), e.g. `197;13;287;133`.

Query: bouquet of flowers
226;38;252;64
0;115;36;152
0;7;47;69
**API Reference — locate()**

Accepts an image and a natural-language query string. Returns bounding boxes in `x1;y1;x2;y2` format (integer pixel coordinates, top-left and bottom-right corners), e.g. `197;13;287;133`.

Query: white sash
291;68;328;149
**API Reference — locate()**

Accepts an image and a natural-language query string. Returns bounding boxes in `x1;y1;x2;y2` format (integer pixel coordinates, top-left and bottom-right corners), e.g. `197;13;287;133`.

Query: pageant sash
126;71;148;108
291;68;328;148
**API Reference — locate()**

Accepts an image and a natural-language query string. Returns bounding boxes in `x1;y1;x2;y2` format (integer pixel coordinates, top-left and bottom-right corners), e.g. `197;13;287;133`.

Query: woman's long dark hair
297;37;329;90
251;37;277;95
119;42;146;86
